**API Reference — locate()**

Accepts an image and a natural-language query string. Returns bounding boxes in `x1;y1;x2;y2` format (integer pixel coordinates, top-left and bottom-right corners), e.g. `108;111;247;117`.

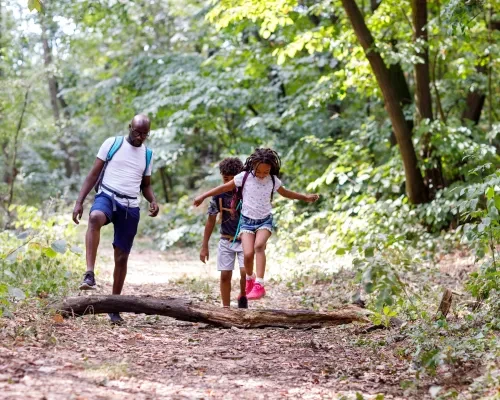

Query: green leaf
336;248;346;255
43;247;57;258
51;240;67;254
27;0;43;12
364;247;375;257
486;187;495;200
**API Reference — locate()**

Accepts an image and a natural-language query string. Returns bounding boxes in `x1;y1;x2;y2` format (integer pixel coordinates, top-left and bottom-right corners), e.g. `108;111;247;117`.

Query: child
194;148;319;300
199;157;248;308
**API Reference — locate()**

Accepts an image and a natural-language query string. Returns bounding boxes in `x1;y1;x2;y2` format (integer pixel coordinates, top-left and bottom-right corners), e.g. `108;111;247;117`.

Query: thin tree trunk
6;87;30;220
53;295;370;329
41;19;76;178
159;166;170;203
340;0;428;204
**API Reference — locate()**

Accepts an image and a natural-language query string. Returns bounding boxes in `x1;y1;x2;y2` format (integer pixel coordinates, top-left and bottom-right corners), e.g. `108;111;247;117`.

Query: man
72;114;159;324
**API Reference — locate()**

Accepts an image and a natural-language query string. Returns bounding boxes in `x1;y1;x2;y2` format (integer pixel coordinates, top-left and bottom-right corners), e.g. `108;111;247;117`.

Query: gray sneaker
79;271;96;290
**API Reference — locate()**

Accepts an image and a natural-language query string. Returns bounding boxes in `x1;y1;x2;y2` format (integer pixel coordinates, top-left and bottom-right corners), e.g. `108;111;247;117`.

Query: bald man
72;115;159;324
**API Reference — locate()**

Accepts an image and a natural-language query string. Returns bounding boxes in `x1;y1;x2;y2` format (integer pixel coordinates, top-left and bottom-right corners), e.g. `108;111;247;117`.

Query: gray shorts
217;239;244;271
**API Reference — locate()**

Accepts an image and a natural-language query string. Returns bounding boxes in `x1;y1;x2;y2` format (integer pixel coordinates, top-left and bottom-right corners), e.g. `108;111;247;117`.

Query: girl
193;148;319;300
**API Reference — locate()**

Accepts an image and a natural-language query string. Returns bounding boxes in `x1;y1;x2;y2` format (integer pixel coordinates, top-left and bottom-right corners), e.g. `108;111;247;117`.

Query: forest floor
0;238;484;399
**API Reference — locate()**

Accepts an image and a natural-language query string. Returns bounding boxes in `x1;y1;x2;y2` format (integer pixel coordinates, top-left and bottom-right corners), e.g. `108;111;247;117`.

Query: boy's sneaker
238;295;248;309
247;283;266;300
108;313;124;325
245;277;255;295
79;271;96;290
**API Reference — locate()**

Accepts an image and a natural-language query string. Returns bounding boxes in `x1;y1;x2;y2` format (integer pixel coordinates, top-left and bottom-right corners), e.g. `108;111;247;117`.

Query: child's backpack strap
270;175;276;201
144;147;153;176
241;171;250;196
95;136;124;192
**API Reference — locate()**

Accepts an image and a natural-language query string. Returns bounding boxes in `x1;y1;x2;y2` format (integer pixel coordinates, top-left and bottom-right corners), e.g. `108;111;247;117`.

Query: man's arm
72;158;105;224
193;180;236;207
277;186;319;202
200;214;217;263
141;175;159;217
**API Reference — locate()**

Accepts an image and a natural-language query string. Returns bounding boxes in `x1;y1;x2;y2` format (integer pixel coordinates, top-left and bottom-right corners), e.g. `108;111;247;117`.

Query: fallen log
52;295;370;329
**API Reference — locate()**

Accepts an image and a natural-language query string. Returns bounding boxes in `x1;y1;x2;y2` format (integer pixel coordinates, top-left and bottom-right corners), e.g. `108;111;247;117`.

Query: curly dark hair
243;148;281;177
219;157;244;176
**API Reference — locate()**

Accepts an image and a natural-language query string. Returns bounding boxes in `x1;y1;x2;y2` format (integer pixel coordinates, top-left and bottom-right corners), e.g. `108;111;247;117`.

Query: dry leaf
53;314;64;324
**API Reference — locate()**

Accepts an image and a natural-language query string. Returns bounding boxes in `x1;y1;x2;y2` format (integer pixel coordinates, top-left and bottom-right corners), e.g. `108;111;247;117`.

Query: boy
199;157;247;308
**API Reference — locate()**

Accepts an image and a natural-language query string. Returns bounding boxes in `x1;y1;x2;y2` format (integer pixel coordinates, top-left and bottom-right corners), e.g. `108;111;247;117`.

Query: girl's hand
305;194;320;203
193;196;204;207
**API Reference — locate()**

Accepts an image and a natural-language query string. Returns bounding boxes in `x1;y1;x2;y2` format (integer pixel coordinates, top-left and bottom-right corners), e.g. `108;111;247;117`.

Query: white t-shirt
96;136;153;208
234;172;282;220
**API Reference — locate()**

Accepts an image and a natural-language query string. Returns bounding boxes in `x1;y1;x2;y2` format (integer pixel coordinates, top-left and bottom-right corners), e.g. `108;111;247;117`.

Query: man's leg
80;210;107;290
108;205;139;324
112;246;129;295
86;211;107;272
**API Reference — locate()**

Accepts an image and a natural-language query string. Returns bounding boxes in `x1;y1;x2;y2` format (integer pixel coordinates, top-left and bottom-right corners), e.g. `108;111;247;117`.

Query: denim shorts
89;192;140;254
239;214;273;236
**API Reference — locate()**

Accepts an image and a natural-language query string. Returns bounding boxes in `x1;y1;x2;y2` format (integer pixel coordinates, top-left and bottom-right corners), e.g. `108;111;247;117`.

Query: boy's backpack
230;171;275;216
94;136;153;193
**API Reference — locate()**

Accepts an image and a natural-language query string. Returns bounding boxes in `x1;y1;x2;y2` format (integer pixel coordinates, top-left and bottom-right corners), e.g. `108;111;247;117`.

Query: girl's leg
220;270;232;307
254;229;272;279
240;233;256;277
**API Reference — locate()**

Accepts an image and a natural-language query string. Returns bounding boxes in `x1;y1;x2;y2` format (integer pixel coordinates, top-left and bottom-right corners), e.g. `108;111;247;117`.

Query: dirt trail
0;245;477;399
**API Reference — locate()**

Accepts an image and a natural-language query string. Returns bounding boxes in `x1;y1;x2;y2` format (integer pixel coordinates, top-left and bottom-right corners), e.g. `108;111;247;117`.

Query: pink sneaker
247;283;266;300
245;277;255;295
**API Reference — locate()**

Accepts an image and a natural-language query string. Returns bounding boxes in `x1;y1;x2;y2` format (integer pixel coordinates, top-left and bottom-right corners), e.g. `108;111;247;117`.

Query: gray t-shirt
234;172;282;220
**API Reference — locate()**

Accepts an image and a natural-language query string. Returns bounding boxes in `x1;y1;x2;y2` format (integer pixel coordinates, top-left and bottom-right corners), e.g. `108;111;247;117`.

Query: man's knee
114;248;129;265
88;211;107;229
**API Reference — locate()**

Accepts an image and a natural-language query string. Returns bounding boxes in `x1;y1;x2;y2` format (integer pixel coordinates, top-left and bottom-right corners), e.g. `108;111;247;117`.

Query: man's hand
305;194;320;203
200;246;209;263
72;202;83;224
193;196;204;207
149;201;159;217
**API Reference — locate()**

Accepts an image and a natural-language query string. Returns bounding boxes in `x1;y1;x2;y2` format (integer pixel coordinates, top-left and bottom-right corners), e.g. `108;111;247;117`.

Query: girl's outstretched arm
277;186;319;202
193;180;237;207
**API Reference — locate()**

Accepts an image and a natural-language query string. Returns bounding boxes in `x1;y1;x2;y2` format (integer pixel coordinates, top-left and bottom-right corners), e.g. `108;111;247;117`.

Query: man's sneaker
108;313;124;325
79;271;96;290
238;295;248;309
245;277;255;295
247;283;266;300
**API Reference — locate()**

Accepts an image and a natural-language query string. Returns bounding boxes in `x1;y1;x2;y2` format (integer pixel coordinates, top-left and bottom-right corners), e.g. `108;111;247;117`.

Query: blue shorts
239;214;273;236
90;192;140;254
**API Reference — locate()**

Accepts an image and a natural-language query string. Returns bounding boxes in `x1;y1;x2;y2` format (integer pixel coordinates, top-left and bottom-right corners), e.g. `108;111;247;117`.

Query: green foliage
0;204;84;316
140;196;205;250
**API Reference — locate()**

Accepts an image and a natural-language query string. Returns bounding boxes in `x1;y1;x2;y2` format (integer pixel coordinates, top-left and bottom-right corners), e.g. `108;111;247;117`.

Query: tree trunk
411;0;433;121
340;0;428;204
462;82;486;125
388;60;414;146
41;20;80;178
159;166;170;203
411;0;444;194
52;295;370;329
7;87;30;211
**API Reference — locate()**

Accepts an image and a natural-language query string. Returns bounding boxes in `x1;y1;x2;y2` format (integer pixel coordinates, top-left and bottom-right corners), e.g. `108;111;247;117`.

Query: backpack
230;171;275;216
94;136;153;193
